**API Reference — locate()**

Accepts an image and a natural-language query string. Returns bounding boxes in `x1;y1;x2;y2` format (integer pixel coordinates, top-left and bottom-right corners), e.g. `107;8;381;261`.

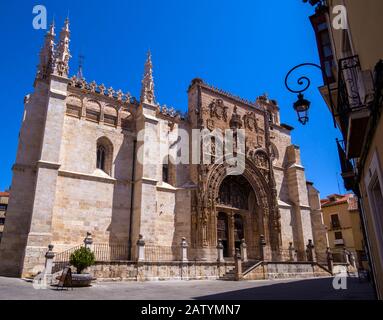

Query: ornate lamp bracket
284;62;337;127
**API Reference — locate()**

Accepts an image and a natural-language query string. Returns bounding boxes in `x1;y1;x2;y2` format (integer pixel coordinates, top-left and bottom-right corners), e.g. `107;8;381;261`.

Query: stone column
343;248;350;265
181;237;188;262
234;248;242;281
136;234;145;262
180;237;189;280
240;239;248;262
44;244;55;274
84;232;93;250
306;239;315;262
43;244;55;284
260;234;266;261
228;213;235;257
326;247;334;273
217;239;224;263
349;251;356;269
288;242;296;262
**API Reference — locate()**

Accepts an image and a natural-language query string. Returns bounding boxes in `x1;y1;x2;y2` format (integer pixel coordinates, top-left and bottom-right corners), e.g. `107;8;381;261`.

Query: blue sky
0;0;344;197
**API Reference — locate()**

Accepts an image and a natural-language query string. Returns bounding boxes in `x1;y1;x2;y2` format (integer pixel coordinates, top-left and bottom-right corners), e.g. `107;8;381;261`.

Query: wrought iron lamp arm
284;63;337;127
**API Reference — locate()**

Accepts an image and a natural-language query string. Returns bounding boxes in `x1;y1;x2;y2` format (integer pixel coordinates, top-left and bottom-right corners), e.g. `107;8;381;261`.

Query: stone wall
89;261;235;281
243;262;331;280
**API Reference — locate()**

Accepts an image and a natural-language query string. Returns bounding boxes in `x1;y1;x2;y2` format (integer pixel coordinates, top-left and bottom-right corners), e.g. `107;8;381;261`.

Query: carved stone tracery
243;112;258;132
208;99;228;122
193;158;281;256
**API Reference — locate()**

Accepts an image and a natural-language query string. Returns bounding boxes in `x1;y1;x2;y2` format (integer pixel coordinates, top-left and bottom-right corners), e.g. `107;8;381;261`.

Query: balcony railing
337;55;372;158
337;56;364;115
336;139;357;192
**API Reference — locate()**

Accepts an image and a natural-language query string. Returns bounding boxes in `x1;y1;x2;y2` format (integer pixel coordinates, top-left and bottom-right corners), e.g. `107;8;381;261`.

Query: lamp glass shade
293;93;310;125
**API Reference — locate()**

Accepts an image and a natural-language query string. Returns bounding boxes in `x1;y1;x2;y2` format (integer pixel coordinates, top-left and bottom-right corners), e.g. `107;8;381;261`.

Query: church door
234;214;244;251
217;212;229;257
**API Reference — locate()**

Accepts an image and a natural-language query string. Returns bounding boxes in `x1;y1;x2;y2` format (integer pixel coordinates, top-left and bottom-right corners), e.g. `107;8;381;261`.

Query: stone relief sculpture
208;99;228;122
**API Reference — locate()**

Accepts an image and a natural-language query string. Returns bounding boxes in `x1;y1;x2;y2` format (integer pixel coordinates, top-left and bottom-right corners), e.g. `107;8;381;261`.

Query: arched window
97;145;106;171
96;137;113;175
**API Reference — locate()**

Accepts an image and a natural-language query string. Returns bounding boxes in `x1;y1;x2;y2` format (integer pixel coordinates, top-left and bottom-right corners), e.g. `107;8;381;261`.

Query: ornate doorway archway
192;158;281;261
215;174;260;258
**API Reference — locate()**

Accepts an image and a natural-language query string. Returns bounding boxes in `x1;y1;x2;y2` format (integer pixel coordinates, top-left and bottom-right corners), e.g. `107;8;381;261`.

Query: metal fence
52;243;130;273
52;244;84;273
93;243;129;261
144;245;180;261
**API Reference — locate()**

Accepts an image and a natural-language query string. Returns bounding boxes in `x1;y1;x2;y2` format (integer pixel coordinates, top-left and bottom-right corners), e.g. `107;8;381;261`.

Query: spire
53;18;71;77
140;50;155;105
77;54;85;79
36;20;56;80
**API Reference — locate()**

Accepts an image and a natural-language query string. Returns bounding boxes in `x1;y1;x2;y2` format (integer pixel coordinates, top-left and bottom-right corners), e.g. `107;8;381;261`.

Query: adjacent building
0;191;9;243
321;193;366;268
306;0;383;298
0;19;328;278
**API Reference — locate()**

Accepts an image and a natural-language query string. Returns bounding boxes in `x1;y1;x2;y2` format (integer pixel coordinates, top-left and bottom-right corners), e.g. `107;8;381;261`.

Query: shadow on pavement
194;277;375;300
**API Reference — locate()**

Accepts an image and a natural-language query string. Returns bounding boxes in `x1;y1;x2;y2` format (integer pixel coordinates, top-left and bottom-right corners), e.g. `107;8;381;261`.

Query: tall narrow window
330;214;341;229
310;11;336;83
97;145;106;171
162;164;169;183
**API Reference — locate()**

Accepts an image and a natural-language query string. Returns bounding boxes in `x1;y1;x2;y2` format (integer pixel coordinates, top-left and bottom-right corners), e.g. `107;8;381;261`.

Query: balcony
334;239;345;246
337;55;372;159
336;139;357;191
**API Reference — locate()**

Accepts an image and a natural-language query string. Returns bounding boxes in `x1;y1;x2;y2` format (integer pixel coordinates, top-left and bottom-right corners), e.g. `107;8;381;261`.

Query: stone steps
219;261;258;280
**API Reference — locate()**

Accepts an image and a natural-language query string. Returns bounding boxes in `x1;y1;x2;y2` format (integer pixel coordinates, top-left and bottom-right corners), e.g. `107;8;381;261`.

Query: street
0;276;375;300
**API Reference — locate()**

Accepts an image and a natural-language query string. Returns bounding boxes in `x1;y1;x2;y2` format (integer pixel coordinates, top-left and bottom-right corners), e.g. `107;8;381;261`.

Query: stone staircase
219;260;334;281
219;261;257;280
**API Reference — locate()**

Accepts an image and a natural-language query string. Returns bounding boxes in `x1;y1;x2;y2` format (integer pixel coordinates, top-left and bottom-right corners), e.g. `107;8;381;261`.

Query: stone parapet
243;261;332;280
88;261;235;281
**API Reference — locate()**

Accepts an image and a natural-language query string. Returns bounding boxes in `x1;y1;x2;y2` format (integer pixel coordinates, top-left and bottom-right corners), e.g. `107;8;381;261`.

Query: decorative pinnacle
140;50;155;105
48;20;55;36
53;18;71;77
36;19;56;80
63;17;70;33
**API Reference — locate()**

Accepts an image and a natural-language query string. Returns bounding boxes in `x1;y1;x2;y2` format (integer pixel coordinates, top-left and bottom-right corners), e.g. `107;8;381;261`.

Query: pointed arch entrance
195;159;281;261
215;174;261;258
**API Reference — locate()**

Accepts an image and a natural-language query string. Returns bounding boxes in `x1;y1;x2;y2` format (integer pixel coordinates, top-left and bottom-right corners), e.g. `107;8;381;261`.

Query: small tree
69;247;95;274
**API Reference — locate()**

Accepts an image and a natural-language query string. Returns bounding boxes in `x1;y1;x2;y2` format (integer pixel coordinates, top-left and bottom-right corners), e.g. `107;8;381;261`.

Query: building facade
0;191;9;243
321;193;365;267
306;0;383;298
0;19;328;278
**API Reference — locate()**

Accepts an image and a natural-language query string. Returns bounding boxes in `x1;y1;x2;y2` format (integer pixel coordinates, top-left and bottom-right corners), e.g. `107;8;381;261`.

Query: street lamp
284;62;336;126
293;93;311;125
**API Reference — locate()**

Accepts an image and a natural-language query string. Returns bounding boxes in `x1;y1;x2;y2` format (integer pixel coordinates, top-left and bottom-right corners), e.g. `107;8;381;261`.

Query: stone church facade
0;20;328;278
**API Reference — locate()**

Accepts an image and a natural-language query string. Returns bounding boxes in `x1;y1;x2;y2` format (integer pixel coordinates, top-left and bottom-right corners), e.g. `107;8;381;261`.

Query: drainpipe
128;139;137;260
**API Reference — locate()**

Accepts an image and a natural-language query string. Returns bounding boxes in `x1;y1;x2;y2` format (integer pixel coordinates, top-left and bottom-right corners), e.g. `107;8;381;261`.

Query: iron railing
52;242;130;273
93;243;129;261
336;139;357;191
337;55;365;133
144;245;180;261
52;244;84;273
